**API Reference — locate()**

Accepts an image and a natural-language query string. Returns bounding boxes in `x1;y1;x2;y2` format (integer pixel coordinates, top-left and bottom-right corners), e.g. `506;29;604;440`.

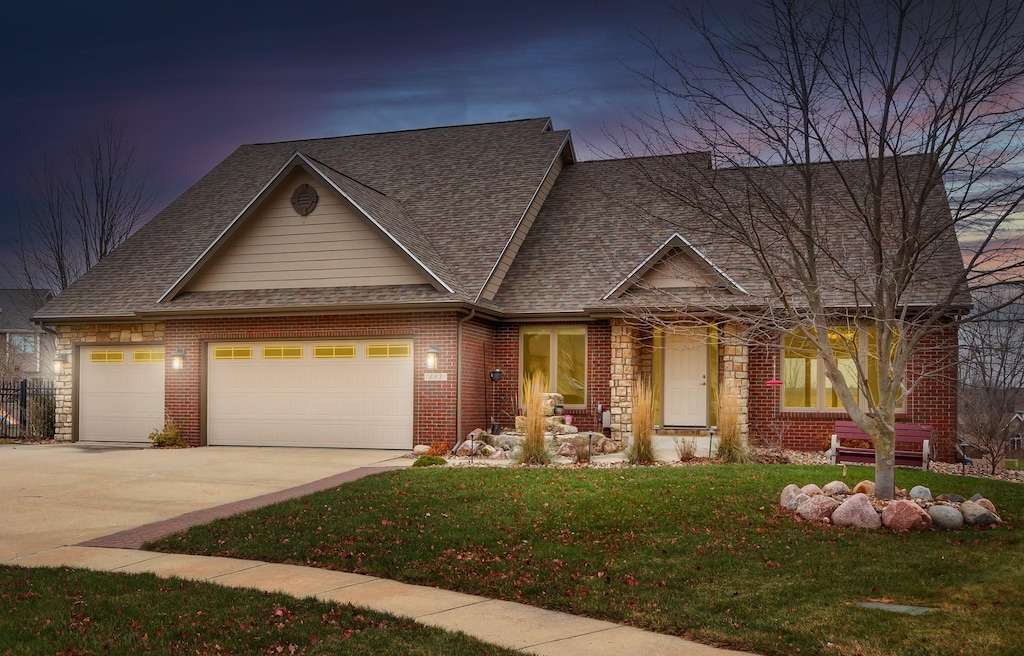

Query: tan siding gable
642;249;716;289
480;156;564;301
186;171;428;292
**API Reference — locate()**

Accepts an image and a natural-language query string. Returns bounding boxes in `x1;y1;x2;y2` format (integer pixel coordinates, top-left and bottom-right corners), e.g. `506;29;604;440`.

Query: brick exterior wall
52;323;166;442
747;327;959;461
491;321;611;435
52;314;958;460
163;312;465;447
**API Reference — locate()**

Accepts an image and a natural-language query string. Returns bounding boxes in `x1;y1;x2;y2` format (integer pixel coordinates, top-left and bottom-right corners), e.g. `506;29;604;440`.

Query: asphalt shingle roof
35;118;966;323
36;118;567;320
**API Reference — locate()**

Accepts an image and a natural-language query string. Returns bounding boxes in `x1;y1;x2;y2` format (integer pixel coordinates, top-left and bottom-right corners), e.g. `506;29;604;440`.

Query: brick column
720;323;750;440
610;320;640;443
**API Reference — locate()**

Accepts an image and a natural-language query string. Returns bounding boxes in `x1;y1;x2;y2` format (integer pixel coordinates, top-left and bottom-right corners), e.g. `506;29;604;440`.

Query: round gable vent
290;184;319;215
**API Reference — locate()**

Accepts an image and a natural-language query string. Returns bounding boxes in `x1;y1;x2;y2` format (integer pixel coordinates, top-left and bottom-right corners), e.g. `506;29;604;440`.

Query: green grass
148;464;1024;656
0;565;520;655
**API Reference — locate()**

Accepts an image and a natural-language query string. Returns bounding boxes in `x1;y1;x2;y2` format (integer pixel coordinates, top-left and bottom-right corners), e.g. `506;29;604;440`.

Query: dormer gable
603;233;747;299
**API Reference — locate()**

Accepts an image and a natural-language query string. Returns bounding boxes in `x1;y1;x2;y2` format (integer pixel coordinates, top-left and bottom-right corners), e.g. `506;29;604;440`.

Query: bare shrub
627;379;656;465
674;436;696;461
715;393;750;464
517;374;550;464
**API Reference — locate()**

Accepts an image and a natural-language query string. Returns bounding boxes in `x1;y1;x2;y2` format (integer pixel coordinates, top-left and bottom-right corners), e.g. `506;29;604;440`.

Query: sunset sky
0;0;707;285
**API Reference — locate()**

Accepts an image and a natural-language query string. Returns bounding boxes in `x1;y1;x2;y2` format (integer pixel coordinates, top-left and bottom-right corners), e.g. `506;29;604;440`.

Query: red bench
828;420;934;470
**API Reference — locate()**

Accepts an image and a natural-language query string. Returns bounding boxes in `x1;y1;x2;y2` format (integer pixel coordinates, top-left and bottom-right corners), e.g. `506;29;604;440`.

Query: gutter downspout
455;309;476;446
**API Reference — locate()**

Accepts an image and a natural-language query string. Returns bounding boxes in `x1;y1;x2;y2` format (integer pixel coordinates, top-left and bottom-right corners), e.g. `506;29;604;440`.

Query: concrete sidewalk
14;546;751;656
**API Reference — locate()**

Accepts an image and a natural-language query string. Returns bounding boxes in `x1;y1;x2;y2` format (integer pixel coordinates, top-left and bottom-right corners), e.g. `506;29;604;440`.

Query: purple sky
0;1;706;285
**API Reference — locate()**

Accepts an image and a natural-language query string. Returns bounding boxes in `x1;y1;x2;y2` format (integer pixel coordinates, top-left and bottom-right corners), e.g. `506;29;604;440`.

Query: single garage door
79;346;166;443
207;340;413;448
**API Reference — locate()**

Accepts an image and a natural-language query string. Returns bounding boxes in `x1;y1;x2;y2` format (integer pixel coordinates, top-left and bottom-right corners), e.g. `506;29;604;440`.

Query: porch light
171;348;185;370
425;345;440;370
53;354;68;374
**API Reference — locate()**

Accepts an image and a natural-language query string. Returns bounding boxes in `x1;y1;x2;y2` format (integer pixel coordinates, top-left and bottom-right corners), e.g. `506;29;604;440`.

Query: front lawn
148;464;1024;656
0;565;520;655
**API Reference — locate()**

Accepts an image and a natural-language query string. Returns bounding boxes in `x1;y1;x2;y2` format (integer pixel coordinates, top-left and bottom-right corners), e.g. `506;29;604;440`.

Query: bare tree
11;120;154;291
618;0;1024;498
959;289;1024;473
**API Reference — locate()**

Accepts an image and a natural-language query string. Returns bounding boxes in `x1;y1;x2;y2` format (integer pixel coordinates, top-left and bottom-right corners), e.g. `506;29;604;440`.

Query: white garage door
207;340;413;448
79;346;166;443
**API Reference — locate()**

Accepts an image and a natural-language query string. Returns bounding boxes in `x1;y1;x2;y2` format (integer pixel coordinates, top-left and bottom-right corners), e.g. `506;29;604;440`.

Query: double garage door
78;340;413;448
207;339;413;449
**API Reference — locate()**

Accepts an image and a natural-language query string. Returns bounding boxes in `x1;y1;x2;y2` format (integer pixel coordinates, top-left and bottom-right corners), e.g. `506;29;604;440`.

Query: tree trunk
873;421;897;499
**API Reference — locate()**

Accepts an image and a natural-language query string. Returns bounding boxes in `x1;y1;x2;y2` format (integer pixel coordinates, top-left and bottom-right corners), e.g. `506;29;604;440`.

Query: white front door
663;329;708;426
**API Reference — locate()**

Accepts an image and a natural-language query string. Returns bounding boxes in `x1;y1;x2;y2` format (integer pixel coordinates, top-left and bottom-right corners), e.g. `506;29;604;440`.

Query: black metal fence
0;379;55;439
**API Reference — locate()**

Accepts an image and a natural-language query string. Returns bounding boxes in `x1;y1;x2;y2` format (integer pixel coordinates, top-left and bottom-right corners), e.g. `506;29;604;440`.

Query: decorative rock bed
780;481;1003;531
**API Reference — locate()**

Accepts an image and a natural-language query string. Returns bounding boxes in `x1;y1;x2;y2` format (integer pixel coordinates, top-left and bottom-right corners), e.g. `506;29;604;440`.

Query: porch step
654;427;711;438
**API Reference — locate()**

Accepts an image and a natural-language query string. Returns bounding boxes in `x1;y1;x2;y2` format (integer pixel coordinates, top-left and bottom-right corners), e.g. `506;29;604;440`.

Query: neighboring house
34;118;963;457
1;289;55;381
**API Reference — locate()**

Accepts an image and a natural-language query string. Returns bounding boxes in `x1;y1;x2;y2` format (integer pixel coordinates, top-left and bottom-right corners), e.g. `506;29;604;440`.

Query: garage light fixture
171;348;185;370
53;354;68;374
425;345;440;370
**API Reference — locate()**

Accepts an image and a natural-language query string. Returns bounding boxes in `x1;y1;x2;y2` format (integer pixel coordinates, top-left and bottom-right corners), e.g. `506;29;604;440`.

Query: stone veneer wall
720;323;750;440
609;320;641;442
52;323;166;442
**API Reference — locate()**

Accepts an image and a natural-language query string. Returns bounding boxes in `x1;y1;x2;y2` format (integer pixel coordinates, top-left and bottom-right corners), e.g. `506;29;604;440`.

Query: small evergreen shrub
148;412;188;448
412;455;448;467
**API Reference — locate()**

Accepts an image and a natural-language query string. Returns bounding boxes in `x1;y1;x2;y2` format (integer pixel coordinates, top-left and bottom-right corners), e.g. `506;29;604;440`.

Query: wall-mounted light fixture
425;345;440;370
53;354;69;374
171;348;185;370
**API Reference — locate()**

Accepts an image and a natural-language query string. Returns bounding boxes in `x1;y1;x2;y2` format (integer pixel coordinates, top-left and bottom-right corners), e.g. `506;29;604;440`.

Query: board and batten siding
480;156;564;300
187;171;428;292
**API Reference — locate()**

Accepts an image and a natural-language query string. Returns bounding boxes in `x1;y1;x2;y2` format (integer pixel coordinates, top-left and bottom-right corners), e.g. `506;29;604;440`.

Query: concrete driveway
0;443;410;563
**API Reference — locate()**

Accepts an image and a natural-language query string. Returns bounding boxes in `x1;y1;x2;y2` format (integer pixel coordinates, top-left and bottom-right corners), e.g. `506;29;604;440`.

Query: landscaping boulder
970;493;985;502
596;436;619;454
489;449;509;460
975;498;997;514
822;480;851;495
780;484;802;508
557;441;575;457
960;501;1001;526
797;496;839;522
541;393;564;416
928;505;965;530
800;483;823;496
478;444;496;457
412;444;431;456
909;485;932;501
937;493;965;503
456;440;480;456
786;493;810;512
882;500;932;531
494;434;524;451
853;480;876;496
831;493;882;530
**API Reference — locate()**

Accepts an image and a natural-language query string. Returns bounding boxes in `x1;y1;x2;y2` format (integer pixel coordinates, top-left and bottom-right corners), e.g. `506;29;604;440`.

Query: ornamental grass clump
627;379;656;465
715;392;750;463
517;374;550;464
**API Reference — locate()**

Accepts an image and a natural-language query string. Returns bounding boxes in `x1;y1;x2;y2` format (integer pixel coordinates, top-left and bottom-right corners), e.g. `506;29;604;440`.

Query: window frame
781;325;905;414
519;326;588;408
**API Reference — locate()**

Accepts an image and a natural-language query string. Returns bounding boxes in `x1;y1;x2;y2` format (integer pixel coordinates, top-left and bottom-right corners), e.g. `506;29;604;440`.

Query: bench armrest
922;439;930;470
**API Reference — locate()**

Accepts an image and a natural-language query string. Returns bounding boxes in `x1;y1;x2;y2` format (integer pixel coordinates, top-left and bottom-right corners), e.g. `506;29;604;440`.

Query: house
33;118;963;458
1;289;55;381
